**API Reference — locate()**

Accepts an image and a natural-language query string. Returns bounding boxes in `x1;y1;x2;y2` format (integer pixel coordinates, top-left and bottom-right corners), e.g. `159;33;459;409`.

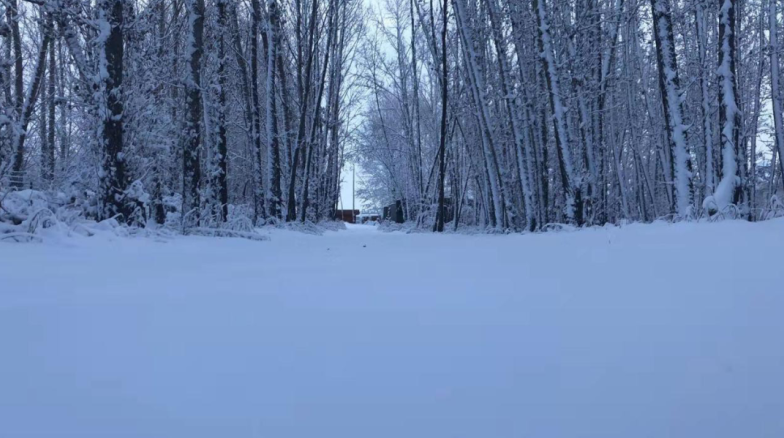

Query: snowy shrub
279;220;346;235
542;222;578;233
123;180;151;227
703;195;719;217
0;190;70;241
225;214;255;233
317;220;348;232
283;220;329;235
377;220;417;233
0;188;165;242
703;195;741;222
762;196;784;221
163;194;183;228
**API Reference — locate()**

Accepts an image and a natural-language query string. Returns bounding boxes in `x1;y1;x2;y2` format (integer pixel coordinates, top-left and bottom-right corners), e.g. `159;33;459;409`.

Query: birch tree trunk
770;0;784;189
535;0;582;225
695;1;714;199
711;0;741;214
650;0;692;217
485;0;536;231
453;0;506;229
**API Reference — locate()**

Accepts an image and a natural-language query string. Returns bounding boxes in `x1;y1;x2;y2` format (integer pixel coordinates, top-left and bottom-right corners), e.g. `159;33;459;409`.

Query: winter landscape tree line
0;0;363;232
357;0;784;231
0;0;783;234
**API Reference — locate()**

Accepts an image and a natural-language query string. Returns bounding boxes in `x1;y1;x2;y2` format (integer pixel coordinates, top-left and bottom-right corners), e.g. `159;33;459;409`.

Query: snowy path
1;220;783;438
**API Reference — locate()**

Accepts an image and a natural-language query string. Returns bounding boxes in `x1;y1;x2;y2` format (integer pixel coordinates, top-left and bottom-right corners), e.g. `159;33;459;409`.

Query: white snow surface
1;220;783;438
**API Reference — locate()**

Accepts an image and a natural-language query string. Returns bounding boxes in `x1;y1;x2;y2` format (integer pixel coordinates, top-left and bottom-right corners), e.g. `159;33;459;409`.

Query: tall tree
44;14;56;187
250;0;266;222
433;0;448;232
711;0;741;214
287;0;320;221
183;0;205;226
535;0;582;225
98;0;129;220
267;0;283;219
8;0;50;189
695;0;714;199
769;0;784;189
650;0;693;217
215;0;229;222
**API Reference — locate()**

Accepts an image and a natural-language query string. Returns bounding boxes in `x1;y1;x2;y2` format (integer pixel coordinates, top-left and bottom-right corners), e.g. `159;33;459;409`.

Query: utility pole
352;164;356;223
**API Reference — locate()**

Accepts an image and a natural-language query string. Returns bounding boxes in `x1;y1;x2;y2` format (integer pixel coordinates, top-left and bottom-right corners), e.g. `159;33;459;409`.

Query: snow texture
1;221;783;438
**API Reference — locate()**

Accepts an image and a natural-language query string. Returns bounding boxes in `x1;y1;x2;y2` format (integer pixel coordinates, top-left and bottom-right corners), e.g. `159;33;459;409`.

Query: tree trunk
434;0;448;232
770;0;784;190
453;0;506;229
216;0;229;222
267;1;283;219
535;0;582;225
287;0;320;221
650;0;693;217
250;0;266;222
712;0;741;214
183;0;204;226
695;1;714;200
45;14;56;187
10;22;50;190
485;0;535;231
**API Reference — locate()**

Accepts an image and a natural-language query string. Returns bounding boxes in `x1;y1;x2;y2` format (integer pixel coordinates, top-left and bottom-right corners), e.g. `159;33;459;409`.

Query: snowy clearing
1;220;783;438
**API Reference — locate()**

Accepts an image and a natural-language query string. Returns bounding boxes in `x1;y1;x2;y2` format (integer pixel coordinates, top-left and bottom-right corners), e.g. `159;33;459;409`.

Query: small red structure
335;209;360;223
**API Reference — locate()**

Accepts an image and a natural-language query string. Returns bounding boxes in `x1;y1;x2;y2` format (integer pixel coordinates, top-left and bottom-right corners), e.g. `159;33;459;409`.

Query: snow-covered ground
1;220;783;438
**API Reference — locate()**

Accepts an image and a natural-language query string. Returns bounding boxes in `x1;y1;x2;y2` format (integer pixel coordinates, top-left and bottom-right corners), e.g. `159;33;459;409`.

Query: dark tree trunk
300;0;337;222
250;0;265;222
45;15;56;187
267;0;283;219
183;0;204;226
151;0;167;225
99;0;128;220
9;0;24;186
10;21;50;189
287;0;319;221
216;0;229;222
434;0;448;232
410;0;424;205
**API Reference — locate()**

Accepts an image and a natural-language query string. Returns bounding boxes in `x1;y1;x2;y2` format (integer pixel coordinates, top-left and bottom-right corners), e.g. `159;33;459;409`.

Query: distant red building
335;209;360;223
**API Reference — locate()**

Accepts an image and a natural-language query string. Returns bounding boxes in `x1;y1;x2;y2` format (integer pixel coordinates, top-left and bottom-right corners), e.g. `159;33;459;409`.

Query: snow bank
0;190;273;243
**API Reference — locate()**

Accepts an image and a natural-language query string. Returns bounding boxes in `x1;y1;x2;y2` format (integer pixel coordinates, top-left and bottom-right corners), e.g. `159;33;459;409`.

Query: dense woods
0;0;363;232
1;0;783;234
357;0;784;230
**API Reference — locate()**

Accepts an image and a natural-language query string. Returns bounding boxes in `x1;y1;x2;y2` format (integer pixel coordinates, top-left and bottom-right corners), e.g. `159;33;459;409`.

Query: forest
1;0;783;235
2;1;784;435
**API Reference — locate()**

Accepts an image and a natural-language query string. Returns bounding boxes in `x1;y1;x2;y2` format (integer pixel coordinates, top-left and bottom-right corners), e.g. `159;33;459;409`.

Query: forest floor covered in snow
1;219;783;438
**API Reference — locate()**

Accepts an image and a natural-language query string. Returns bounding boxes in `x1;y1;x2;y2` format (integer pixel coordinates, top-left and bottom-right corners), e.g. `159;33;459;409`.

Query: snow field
1;220;783;438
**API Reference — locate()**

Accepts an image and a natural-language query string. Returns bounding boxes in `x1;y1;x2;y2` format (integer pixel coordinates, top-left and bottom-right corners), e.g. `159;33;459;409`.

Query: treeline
357;0;784;231
0;0;364;228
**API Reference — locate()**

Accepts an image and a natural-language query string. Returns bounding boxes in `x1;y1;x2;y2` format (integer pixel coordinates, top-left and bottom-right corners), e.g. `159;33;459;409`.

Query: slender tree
650;0;693;217
434;0;448;232
770;0;784;188
183;0;205;226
